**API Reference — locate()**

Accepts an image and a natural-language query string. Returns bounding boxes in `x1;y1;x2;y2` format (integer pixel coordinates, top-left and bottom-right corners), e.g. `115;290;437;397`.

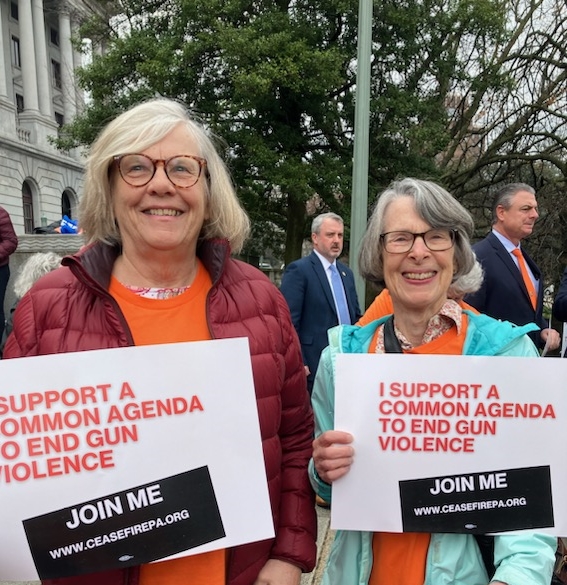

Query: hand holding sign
312;430;354;484
0;339;274;581
332;353;566;535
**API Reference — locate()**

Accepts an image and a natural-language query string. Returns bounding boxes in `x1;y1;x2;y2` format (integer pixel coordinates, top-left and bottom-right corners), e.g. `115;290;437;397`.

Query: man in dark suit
280;212;361;394
465;183;560;351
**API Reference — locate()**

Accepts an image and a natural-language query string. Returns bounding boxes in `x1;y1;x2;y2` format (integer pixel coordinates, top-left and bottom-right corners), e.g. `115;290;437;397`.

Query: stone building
0;0;103;235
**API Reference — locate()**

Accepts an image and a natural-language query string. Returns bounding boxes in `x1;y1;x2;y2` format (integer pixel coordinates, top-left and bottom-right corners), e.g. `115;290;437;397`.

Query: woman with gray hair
0;252;62;356
12;252;63;299
4;98;316;585
357;178;484;323
309;178;555;585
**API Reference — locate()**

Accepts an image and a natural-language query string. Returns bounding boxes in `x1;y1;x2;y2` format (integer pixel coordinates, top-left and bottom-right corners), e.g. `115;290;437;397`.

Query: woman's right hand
312;430;354;483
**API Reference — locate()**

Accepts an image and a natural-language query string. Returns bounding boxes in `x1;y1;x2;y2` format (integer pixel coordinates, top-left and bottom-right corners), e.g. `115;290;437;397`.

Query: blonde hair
80;98;250;253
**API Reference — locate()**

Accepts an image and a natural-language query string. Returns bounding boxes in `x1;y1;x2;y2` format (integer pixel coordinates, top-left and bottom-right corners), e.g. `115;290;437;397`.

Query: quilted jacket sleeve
3;265;131;359
268;289;317;570
0;207;18;265
206;259;317;579
3;290;40;358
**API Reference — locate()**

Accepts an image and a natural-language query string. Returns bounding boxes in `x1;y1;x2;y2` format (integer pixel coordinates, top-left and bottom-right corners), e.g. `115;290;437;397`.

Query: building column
73;37;84;113
0;0;16;134
59;6;76;121
17;0;58;147
31;0;52;117
18;0;40;112
0;0;8;98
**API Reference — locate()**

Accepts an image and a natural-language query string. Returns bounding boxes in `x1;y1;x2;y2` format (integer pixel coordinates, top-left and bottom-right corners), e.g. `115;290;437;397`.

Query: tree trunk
284;194;307;265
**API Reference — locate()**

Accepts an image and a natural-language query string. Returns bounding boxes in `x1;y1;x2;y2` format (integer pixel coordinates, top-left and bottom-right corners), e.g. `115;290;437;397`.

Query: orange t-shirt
110;262;225;585
369;533;431;585
109;261;212;345
368;314;469;585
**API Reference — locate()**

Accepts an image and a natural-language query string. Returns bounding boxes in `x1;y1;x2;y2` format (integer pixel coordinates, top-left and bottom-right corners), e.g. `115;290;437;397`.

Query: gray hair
448;258;483;298
311;212;344;234
491;183;535;224
13;252;62;298
80;98;250;253
359;178;481;293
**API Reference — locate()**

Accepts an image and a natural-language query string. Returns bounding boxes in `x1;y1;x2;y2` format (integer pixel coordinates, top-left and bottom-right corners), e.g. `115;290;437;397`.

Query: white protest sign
332;353;565;535
0;338;273;581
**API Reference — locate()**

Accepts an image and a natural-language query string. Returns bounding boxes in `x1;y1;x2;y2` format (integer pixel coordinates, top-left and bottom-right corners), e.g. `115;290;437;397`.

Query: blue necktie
329;264;351;324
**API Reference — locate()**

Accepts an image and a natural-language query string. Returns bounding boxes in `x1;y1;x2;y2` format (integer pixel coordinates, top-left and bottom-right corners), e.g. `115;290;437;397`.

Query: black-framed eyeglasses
380;229;457;254
114;154;207;188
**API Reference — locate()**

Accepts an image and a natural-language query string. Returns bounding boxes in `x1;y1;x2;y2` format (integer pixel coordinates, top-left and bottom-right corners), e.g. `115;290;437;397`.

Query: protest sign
0;338;273;581
332;353;565;535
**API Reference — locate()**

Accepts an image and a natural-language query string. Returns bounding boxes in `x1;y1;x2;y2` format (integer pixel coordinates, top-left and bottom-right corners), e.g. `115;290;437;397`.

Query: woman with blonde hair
4;98;316;585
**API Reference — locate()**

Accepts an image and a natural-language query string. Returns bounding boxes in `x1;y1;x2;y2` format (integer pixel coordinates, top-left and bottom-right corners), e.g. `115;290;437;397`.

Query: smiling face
111;124;209;260
495;190;539;245
382;196;455;316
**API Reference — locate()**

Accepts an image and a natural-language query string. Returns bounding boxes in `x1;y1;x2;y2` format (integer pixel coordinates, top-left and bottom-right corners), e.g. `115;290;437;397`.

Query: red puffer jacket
0;206;18;267
4;239;317;585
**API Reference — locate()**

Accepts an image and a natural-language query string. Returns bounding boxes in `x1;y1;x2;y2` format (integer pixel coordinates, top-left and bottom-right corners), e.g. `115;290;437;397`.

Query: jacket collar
63;238;232;291
329;311;538;357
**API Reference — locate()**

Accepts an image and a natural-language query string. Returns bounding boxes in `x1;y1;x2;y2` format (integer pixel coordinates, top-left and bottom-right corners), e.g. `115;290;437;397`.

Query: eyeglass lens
382;229;455;253
118;154;204;187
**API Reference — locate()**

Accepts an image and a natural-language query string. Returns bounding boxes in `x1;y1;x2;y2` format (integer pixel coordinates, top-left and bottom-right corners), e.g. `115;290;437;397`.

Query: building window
10;2;18;21
51;59;62;89
55;112;64;127
50;27;60;47
15;94;24;113
11;36;20;68
22;183;35;234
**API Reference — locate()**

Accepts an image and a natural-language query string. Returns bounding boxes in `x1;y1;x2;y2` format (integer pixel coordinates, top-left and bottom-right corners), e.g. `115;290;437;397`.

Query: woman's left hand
253;559;301;585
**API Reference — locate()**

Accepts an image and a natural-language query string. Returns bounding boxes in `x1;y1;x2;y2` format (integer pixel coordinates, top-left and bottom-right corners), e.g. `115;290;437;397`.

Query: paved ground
1;506;333;585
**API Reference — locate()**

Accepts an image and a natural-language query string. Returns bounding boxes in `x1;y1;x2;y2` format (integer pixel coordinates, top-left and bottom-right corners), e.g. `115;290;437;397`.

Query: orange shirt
369;533;431;585
368;314;469;585
110;262;225;585
357;289;395;326
109;261;212;345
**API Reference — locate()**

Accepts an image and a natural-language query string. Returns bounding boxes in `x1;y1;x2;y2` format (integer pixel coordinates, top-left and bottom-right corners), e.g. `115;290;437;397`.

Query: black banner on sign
399;465;553;533
23;466;225;580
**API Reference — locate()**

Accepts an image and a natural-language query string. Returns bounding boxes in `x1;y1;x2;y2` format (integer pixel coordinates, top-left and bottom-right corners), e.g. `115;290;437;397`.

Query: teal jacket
309;311;556;585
